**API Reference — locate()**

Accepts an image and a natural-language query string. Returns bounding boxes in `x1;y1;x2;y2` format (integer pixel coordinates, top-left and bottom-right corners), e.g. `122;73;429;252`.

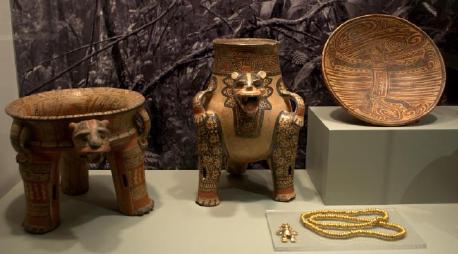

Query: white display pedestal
306;106;458;205
1;170;458;254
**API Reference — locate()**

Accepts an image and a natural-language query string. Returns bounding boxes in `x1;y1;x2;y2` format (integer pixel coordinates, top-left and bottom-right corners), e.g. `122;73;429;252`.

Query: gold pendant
276;223;298;243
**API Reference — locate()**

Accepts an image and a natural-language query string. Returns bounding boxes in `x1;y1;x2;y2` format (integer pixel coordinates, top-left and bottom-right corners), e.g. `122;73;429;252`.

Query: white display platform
306;106;458;205
1;170;458;254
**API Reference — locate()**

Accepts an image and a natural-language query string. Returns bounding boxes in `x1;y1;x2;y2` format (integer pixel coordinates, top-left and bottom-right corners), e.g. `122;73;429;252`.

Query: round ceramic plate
322;14;446;126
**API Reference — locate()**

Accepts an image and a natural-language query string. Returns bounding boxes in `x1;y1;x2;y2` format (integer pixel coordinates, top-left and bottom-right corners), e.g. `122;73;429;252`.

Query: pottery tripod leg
17;153;60;234
60;151;89;195
270;112;301;202
195;113;227;206
227;161;247;175
108;136;153;216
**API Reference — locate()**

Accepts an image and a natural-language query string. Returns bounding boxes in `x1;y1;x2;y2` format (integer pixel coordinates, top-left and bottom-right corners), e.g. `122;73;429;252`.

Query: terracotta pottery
193;38;305;206
322;14;446;126
5;87;154;234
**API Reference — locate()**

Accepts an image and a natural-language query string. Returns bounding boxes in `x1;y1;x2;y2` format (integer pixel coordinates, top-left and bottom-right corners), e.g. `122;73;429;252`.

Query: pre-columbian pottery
193;38;305;206
322;14;446;126
5;88;154;233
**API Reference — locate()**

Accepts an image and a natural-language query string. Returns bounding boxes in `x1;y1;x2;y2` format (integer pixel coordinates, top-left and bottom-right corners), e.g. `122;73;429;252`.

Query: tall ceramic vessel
193;38;305;206
5;88;153;233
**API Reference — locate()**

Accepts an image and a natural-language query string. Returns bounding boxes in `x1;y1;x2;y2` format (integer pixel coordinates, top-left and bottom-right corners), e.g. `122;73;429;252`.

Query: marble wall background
10;0;458;169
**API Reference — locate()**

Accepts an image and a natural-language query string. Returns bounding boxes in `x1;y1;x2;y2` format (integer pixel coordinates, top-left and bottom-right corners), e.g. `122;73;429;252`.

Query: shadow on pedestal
329;107;439;127
402;150;458;203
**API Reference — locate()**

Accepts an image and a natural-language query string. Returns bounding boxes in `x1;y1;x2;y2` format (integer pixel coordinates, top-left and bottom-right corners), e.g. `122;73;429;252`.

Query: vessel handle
278;80;305;127
193;76;216;124
135;108;151;150
10;120;31;155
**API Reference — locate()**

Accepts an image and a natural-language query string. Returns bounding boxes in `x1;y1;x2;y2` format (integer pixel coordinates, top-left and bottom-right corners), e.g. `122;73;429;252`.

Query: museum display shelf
1;170;457;254
307;106;458;205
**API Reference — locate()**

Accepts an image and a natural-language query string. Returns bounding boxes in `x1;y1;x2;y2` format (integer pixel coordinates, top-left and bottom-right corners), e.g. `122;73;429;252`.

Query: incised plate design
322;14;446;126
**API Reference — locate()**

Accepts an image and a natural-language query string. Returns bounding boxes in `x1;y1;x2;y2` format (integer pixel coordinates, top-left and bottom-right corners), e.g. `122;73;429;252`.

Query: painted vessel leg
195;113;227;206
108;136;153;215
17;153;60;234
60;151;89;195
270;112;301;202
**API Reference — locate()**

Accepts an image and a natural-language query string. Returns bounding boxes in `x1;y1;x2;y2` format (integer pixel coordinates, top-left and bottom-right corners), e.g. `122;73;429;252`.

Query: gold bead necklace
300;208;406;241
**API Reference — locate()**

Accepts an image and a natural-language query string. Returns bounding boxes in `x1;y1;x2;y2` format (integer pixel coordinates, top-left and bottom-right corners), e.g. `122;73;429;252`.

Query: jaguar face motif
222;71;274;137
230;71;271;116
69;119;111;164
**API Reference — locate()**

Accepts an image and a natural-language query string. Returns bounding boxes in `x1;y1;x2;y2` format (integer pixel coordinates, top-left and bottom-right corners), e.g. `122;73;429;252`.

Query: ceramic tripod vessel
193;38;305;206
5;87;154;234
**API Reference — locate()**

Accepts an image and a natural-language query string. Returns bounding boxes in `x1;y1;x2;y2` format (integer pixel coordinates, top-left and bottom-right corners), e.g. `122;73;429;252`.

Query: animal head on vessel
223;70;273;117
222;70;274;137
69;119;111;164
